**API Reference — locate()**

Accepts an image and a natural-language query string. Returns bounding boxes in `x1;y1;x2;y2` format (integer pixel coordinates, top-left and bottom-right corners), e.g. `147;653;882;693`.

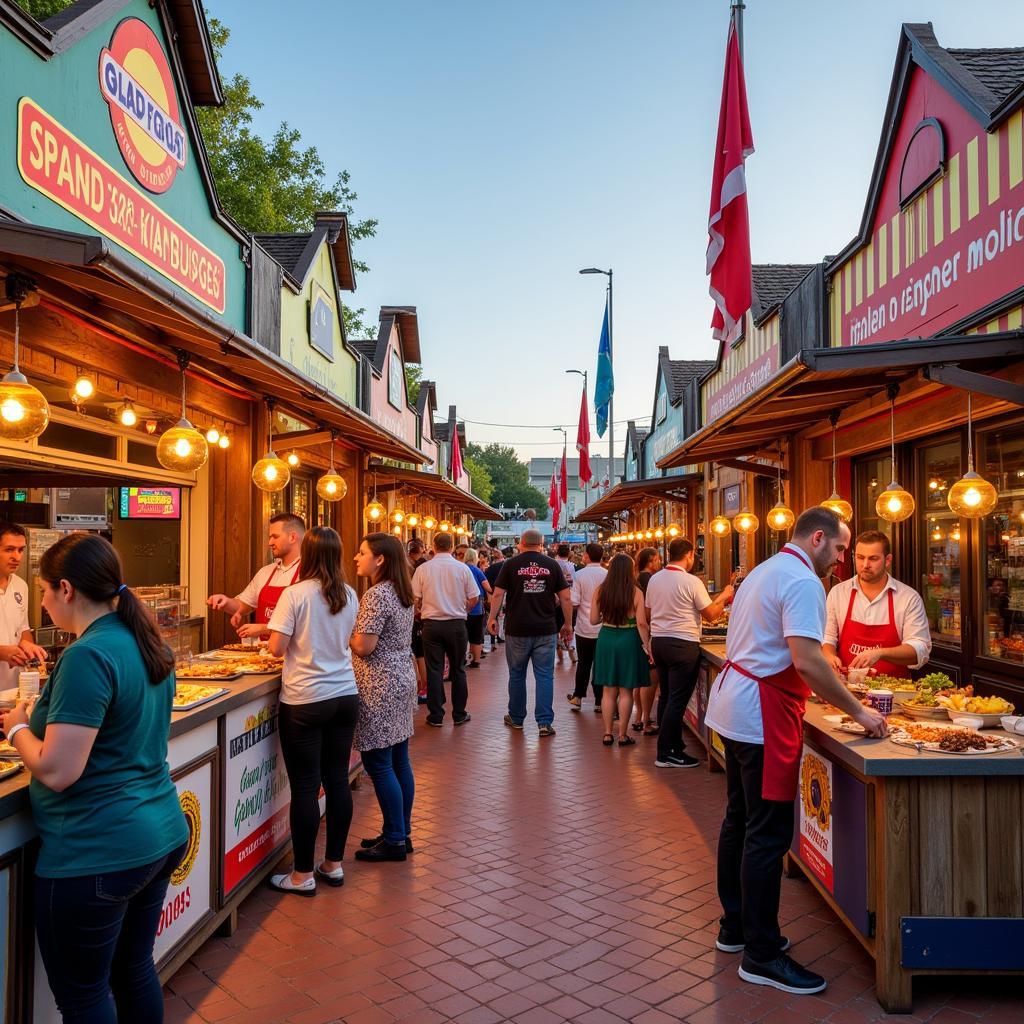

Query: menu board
222;697;291;896
119;486;181;520
154;757;214;965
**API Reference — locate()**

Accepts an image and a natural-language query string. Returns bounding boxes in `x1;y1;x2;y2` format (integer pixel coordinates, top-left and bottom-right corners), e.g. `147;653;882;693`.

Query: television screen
118;487;181;520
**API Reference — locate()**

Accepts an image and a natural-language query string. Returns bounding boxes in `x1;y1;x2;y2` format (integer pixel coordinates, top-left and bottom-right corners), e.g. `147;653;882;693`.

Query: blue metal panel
901;918;1024;969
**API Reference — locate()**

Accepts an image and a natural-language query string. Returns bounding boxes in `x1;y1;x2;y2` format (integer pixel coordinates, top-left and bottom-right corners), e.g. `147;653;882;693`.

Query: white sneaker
269;872;316;897
315;863;345;887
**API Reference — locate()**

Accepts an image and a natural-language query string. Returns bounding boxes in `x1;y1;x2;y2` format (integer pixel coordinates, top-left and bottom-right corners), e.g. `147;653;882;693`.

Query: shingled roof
654;347;716;405
751;265;815;325
253;213;356;293
255;234;310;278
946;46;1024;107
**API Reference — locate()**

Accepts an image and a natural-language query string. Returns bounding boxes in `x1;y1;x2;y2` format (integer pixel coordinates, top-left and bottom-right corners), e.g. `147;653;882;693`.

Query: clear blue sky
207;0;1024;461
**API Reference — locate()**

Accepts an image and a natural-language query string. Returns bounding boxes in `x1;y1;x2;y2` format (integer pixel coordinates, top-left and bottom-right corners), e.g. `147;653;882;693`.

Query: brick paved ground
165;652;1020;1024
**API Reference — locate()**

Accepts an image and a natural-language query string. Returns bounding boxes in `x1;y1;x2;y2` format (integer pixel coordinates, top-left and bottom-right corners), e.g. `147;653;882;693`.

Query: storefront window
919;440;962;649
268;487;286;518
854;453;892;538
979;425;1024;661
291;477;310;526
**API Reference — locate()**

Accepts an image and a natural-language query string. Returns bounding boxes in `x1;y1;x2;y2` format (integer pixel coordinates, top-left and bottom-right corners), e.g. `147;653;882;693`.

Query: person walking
553;543;578;665
631;546;664;733
408;540;428;704
1;534;188;1021
351;534;417;863
566;543;607;714
487;529;572;737
484;548;506;644
590;553;652;746
463;548;491;668
266;527;359;895
412;532;480;727
646;538;734;768
705;508;886;994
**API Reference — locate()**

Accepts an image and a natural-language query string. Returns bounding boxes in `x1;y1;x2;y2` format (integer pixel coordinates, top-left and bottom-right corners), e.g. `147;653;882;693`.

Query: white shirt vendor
0;574;31;690
236;557;302;625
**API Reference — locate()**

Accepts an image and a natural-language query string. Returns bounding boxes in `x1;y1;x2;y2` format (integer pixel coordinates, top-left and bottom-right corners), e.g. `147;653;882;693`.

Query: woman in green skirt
590;553;652;746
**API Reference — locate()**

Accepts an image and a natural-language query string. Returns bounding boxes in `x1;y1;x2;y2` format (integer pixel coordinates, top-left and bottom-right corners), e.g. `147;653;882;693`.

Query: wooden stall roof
0;220;426;464
657;332;1024;468
368;462;501;520
574;474;702;523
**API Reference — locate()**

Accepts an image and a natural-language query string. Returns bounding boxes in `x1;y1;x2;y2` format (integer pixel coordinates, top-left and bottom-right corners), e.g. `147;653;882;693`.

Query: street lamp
566;368;590;516
579;267;613;491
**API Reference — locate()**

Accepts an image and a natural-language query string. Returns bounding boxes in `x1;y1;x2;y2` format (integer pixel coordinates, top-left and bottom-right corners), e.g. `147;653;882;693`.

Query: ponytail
39;534;174;685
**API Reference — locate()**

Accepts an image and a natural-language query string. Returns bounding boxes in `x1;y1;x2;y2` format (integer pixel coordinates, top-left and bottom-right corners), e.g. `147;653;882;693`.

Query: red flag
559;446;568;506
707;15;754;348
576;388;592;485
548;471;560;528
450;421;464;483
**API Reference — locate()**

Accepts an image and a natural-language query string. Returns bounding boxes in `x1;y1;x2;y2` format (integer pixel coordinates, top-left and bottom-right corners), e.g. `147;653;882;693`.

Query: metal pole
583;368;589;514
731;0;745;62
607;270;614;490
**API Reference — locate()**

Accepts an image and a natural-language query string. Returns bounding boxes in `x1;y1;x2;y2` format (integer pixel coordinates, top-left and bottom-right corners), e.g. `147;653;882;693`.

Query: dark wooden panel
916;777;953;916
952;777;988;917
249;247;282;357
780;263;827;363
985;778;1024;917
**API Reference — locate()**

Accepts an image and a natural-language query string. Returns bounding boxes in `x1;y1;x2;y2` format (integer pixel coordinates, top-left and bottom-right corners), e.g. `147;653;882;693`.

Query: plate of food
940;692;1015;728
172;683;230;711
894;694;951;719
0;740;21;760
174;662;242;681
232;657;284;675
889;722;1019;754
823;714;868;734
218;642;269;654
0;759;23;780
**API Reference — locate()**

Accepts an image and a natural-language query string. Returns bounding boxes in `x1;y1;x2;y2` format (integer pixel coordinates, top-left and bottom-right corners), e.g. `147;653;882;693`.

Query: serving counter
690;643;1024;1012
0;671;362;1023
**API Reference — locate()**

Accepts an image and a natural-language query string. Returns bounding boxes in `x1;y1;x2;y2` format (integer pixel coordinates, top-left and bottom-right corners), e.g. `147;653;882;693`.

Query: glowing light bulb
174;437;192;458
218;433;230;449
2;398;25;423
119;401;138;427
287;451;300;467
326;480;337;495
263;464;278;482
72;376;94;400
206;427;220;444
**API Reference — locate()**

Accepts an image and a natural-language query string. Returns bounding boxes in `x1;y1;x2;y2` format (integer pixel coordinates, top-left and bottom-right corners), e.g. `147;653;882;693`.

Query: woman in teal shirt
1;533;187;1023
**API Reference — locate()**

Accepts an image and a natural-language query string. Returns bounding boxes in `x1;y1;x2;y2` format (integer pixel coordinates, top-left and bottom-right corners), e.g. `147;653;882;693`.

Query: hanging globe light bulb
119;400;138;428
947;394;999;518
439;520;452;533
364;499;386;523
286;450;300;468
876;387;914;523
767;502;796;531
423;515;436;530
0;279;49;441
316;436;345;501
644;530;654;540
252;451;290;491
709;515;732;538
391;506;406;525
218;431;230;449
158;352;209;472
666;522;682;538
654;527;664;540
392;523;403;536
820;413;853;522
733;510;759;534
205;426;220;444
407;512;420;528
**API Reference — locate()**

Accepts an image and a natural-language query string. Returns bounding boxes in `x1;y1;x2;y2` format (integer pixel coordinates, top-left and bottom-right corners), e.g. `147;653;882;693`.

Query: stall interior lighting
423;515;436;530
733;510;759;535
251;398;290;492
947;393;998;518
876;386;915;524
316;434;346;502
0;276;49;441
821;412;853;522
205;426;221;444
70;374;95;404
363;469;385;521
118;399;138;428
666;523;682;538
286;450;300;468
710;515;731;537
157;352;208;472
769;442;795;531
218;431;230;449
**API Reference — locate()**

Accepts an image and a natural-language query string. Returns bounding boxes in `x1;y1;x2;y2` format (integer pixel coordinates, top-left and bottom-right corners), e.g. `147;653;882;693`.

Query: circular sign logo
171;789;202;886
99;18;188;194
800;754;831;830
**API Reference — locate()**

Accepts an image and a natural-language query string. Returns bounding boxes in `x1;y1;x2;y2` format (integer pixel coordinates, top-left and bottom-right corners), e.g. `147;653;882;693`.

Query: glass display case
135;585;191;657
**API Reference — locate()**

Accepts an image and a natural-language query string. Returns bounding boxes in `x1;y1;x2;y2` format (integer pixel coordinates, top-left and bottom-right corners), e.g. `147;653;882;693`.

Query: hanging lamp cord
12;302;20;373
966;393;974;472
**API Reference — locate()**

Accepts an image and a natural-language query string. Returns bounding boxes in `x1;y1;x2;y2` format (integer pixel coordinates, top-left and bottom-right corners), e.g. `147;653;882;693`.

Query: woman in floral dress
351;533;417;862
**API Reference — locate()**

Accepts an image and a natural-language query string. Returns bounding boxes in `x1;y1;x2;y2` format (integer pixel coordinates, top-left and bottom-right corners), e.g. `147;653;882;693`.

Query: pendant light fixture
709;514;732;538
0;274;49;441
391;523;403;536
157;351;208;472
251;397;290;491
733;509;759;534
947;391;998;517
287;450;301;468
439;519;452;533
205;426;220;444
118;399;138;428
218;431;231;449
768;442;795;531
391;488;407;525
316;431;347;502
407;509;420;528
70;373;95;405
666;522;682;539
821;411;853;522
422;514;436;530
876;384;915;523
363;469;386;524
654;527;664;540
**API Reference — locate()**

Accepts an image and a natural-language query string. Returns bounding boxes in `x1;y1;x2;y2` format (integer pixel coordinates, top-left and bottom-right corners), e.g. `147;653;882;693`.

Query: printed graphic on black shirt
496;553;569;637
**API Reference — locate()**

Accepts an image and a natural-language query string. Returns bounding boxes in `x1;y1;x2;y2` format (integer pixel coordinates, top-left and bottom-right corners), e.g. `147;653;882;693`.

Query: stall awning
574;474;701;523
367;462;502;520
657;332;1024;468
0;220;427;465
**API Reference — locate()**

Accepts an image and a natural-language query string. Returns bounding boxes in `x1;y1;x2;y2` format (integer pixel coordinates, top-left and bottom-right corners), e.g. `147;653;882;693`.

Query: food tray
218;643;269;654
0;760;23;780
0;741;21;760
174;667;242;682
172;685;230;711
893;701;949;720
232;661;283;675
889;727;1019;755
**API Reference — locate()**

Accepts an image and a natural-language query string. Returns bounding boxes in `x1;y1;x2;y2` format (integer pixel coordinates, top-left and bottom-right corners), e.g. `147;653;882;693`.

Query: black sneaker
453;713;471;726
467;661;481;669
503;713;523;729
416;695;428;705
715;928;790;954
425;716;443;727
360;834;414;853
354;841;407;863
655;753;701;769
738;953;825;994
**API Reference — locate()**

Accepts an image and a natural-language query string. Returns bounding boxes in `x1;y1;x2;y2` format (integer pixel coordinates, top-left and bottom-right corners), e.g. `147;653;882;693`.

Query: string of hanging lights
316;430;347;502
363;469;386;524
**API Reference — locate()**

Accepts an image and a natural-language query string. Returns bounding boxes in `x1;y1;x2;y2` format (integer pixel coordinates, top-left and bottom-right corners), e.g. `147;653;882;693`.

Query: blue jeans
361;739;415;845
505;633;556;726
35;841;188;1023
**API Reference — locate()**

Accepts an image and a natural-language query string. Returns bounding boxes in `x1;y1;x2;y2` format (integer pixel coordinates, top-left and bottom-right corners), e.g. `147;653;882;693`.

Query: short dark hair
585;542;604;563
793;507;843;539
270;512;305;534
0;522;26;542
636;546;659;572
668;537;695;561
557;543;570;558
855;530;891;557
433;532;454;552
407;539;425;554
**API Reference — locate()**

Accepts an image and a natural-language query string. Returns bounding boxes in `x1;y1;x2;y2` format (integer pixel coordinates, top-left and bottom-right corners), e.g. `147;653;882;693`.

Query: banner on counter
154;757;212;964
223;698;291;895
17;97;225;314
798;744;834;893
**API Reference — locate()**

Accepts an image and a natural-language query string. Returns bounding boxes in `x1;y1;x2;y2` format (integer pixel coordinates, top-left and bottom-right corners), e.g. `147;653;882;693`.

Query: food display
219;642;269;653
894;673;967;719
172;683;230;711
0;759;22;780
888;721;1018;754
0;740;21;760
232;657;284;674
941;693;1014;715
175;662;242;681
998;636;1024;659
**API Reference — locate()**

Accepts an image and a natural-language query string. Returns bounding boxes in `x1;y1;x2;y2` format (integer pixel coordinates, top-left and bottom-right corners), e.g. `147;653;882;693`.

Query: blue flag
594;300;614;437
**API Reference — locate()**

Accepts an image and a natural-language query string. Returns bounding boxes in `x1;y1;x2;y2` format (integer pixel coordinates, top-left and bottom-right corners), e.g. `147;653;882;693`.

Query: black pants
423;619;469;720
278;696;359;872
651;637;701;759
571;635;602;704
717;738;795;962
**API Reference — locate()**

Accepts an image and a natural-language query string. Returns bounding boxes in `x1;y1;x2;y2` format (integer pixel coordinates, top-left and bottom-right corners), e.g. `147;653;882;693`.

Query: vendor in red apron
822;530;931;678
207;513;305;639
704;508;886;997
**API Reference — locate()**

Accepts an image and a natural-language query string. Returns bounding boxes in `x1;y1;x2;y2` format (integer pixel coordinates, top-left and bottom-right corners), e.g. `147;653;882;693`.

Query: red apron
717;546;813;802
837;586;910;679
255;560;301;626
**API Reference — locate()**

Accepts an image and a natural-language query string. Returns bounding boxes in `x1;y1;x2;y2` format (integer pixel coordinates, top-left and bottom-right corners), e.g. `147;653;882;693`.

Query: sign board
222;697;291;896
798;743;835;893
388;348;404;410
308;280;334;361
706;345;778;424
154;756;214;965
119;486;181;519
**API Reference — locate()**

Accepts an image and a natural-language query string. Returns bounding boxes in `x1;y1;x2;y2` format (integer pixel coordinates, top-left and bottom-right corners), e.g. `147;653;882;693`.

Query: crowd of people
0;504;910;1017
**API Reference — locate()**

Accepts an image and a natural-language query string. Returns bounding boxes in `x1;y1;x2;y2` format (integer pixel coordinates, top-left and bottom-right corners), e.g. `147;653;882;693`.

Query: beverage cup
868;688;893;715
17;669;40;704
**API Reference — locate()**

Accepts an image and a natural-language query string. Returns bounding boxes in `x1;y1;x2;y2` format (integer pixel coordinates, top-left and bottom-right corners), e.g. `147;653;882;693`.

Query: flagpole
731;0;744;60
607;270;614;490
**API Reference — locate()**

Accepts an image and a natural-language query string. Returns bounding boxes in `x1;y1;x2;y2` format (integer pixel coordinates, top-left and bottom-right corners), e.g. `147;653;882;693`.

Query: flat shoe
314;863;345;887
618;735;636;747
643;726;660;736
602;734;615;746
631;721;644;732
269;872;316;897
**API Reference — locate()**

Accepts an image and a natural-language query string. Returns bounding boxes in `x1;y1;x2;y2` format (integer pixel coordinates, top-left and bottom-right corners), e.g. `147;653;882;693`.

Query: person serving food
207;513;304;640
821;530;930;679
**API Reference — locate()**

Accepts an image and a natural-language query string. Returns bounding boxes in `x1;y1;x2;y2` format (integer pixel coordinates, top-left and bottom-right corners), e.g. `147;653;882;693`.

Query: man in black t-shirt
487;529;573;737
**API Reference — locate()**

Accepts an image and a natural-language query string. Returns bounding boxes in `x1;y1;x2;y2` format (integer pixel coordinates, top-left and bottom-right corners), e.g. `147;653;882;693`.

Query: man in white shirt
645;537;734;769
207;513;305;638
704;508;886;997
0;523;48;689
554;543;577;664
412;532;480;727
566;543;607;712
822;530;930;678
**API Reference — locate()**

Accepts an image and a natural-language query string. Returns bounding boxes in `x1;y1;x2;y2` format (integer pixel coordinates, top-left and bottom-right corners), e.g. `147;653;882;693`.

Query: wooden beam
715;458;789;479
273;429;334;449
921;364;1024;407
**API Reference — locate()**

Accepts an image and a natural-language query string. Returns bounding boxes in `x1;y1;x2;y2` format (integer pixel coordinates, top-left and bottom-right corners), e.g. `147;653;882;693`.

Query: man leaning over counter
0;522;48;686
822;530;931;678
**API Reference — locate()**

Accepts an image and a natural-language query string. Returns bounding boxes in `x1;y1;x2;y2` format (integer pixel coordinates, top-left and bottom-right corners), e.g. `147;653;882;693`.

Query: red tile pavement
165;652;1019;1023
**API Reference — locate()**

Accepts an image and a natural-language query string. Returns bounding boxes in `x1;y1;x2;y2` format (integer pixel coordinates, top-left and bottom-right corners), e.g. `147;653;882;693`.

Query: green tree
15;0;71;18
404;364;422;405
462;454;493;506
467;443;547;517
